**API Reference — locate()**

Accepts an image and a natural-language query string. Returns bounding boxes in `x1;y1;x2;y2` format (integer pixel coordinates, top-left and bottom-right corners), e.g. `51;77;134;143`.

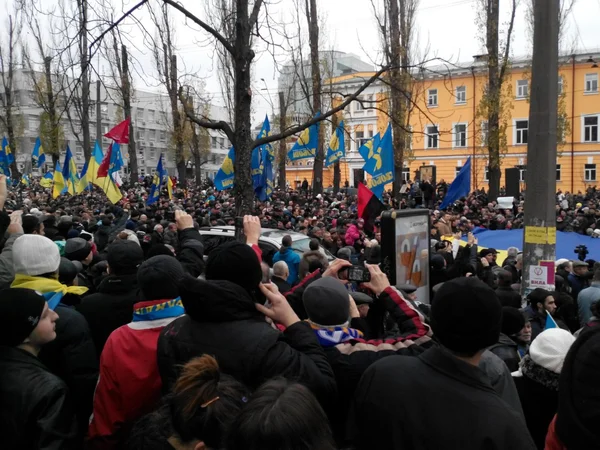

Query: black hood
179;275;262;322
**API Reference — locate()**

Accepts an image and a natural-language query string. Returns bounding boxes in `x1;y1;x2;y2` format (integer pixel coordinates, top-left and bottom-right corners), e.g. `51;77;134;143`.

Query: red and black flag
358;183;385;233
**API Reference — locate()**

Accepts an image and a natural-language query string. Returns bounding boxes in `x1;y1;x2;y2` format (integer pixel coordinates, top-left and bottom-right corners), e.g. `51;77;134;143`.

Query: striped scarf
308;322;364;348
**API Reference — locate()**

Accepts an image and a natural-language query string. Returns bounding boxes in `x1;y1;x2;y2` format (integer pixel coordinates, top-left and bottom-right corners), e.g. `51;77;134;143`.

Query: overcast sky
17;0;600;124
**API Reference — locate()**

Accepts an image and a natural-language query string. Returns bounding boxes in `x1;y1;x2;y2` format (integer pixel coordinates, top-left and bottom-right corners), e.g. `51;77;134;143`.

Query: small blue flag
32;137;46;168
214;147;235;191
287;112;321;161
325;120;345;167
365;124;395;200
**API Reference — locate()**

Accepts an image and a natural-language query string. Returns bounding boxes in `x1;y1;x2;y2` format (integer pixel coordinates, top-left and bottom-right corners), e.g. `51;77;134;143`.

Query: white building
7;68;231;180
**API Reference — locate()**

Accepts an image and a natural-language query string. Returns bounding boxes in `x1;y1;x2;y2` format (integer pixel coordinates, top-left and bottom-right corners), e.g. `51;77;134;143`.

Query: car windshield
291;238;335;261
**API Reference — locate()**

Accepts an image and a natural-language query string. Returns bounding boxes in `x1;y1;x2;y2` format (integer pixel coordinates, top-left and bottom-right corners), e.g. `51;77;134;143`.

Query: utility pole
121;45;138;182
96;80;101;149
522;0;559;296
278;91;287;191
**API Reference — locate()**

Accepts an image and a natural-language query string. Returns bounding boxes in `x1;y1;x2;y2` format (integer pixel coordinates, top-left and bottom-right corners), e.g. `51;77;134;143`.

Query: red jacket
86;298;184;449
545;416;566;450
345;224;361;246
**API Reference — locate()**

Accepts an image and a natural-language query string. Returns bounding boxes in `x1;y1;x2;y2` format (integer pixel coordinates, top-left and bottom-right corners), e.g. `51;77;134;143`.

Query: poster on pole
527;260;555;292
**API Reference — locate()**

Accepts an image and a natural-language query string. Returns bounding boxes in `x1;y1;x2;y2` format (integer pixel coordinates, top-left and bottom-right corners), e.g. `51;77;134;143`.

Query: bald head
273;261;289;280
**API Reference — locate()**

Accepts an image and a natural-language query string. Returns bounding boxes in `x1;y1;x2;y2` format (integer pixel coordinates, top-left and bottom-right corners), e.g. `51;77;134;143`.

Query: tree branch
88;0;148;52
161;0;234;55
177;87;235;144
499;0;516;82
253;65;389;148
249;0;264;30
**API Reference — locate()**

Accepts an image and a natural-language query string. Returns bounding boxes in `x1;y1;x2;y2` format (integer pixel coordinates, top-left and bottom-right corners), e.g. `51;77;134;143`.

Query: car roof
198;226;309;241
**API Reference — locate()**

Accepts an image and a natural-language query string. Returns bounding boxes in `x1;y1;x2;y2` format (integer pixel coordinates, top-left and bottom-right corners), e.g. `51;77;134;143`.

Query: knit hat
137;255;185;300
501;306;525;336
64;237;92;262
205;241;262;293
431;277;502;354
303;277;350;326
529;328;575;374
58;257;82;285
12;235;61;276
107;240;144;275
0;288;46;347
479;248;497;258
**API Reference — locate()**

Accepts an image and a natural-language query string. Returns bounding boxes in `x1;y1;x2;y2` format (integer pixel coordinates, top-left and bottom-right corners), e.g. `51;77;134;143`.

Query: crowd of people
1;173;600;450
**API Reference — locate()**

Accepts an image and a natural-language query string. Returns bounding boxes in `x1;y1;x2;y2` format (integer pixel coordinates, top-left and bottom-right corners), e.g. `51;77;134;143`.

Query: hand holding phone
338;265;372;283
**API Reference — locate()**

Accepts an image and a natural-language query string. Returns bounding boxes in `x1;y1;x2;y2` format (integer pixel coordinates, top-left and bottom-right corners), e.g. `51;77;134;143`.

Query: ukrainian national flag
20;174;30;187
52;161;65;199
62;146;79;195
0;137;10;175
89;141;123;204
32;137;46;168
40;171;53;188
148;155;167;205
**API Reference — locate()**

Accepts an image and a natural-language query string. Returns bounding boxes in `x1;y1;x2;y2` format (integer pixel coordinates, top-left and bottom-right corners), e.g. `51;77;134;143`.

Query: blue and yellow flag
167;175;174;200
62;146;79;195
20;174;30;187
287;112;321;161
214;147;235;191
147;155;167;205
32;137;45;168
40;171;53;188
89;141;122;204
52;160;65;199
359;133;381;168
109;142;124;175
365;124;394;200
440;157;471;210
252;116;272;190
325;121;346;167
3;136;14;166
0;137;10;175
76;159;91;194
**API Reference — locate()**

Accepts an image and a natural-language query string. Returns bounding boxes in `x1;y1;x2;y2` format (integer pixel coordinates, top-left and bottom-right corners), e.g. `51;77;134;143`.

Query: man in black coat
272;260;292;293
496;269;523;308
157;236;336;407
77;240;144;355
350;277;535;450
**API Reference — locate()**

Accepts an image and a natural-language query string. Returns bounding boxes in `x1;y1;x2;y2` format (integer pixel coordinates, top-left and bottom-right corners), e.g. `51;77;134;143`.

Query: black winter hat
501;306;525;336
58;257;82;285
0;288;46;347
137;255;184;300
107;240;144;275
65;237;92;262
205;241;262;293
303;277;350;326
431;277;501;355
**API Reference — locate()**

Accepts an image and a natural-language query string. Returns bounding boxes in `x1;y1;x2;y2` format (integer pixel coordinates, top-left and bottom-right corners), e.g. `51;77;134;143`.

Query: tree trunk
278;91;287;191
307;0;324;195
194;152;202;184
389;0;409;202
168;54;186;184
121;45;138;182
79;0;91;160
486;0;501;201
44;57;60;167
233;0;254;215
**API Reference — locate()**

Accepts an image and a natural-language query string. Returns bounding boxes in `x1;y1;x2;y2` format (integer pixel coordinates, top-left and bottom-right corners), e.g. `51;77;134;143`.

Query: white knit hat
12;235;61;276
529;328;575;374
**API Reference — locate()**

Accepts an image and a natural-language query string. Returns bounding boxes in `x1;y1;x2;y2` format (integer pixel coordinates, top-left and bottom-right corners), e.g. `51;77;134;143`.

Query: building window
556;164;561;181
148;129;156;141
356;130;368;148
211;136;217;148
159;131;166;142
455;166;463;177
148;110;155;121
365;94;374;110
219;137;225;148
453;123;467;148
480;121;489;146
585;73;598;93
428;89;438;107
519;166;527;182
585;163;597;181
558;76;564;95
516;80;529;99
425;125;439;149
484;165;489;182
136;108;144;119
515;120;529;145
402;167;410;181
584;116;599;142
455;86;466;104
354;97;365;112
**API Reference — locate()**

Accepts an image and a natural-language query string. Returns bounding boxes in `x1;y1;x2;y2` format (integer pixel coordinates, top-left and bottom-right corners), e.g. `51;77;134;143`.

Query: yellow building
286;52;600;194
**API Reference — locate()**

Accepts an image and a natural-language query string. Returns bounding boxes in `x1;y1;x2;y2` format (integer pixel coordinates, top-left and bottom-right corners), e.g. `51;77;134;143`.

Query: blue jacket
577;282;600;326
273;247;301;285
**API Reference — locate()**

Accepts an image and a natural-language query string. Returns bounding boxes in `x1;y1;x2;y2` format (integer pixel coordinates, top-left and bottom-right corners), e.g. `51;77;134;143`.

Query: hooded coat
156;278;336;405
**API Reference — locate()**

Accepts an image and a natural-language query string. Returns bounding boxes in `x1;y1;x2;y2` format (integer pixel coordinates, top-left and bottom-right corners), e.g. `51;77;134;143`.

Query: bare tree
0;8;23;177
476;0;518;201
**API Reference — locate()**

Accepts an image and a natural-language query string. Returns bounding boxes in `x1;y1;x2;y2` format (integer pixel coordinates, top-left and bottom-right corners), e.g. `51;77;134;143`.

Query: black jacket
0;346;77;449
176;228;205;277
350;346;536;450
272;276;292;294
489;333;521;372
157;279;336;405
76;273;140;355
38;305;98;442
496;285;523;309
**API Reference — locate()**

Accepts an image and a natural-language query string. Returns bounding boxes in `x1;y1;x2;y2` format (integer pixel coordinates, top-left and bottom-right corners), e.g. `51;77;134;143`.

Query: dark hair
309;238;319;251
527;288;552;309
169;355;248;449
280;235;293;253
496;270;513;287
127;404;172;450
227;378;336;450
22;215;41;234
